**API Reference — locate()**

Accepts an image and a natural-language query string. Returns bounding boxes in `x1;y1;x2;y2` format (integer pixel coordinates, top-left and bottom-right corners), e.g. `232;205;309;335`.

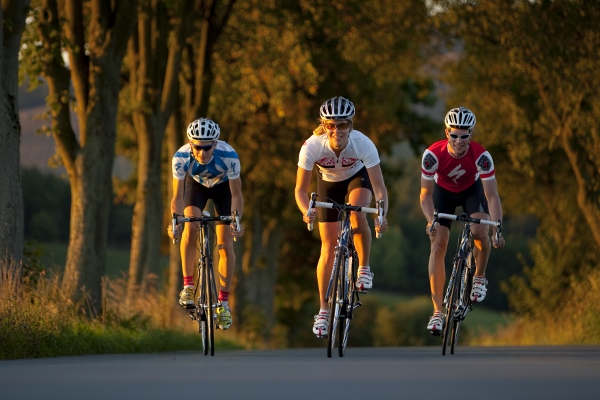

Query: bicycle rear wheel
327;253;343;358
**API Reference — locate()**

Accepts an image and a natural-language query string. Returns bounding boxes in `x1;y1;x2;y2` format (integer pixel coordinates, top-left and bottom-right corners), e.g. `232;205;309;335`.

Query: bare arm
295;167;315;224
171;178;185;215
229;177;244;238
366;164;389;216
420;177;438;236
482;177;504;247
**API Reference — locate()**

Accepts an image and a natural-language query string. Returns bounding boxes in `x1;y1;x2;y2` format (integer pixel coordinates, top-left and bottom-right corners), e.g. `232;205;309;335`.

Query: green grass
27;241;167;278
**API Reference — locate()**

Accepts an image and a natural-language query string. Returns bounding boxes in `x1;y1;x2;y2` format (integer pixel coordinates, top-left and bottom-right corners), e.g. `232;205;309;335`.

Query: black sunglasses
449;133;471;140
190;142;214;151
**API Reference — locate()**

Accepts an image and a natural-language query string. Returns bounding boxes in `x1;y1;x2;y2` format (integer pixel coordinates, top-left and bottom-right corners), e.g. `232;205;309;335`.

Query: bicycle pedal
430;330;442;337
189;313;197;321
353;301;362;310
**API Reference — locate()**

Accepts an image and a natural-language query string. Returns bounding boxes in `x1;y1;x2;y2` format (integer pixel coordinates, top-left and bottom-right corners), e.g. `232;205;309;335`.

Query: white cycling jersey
172;141;240;188
297;130;380;182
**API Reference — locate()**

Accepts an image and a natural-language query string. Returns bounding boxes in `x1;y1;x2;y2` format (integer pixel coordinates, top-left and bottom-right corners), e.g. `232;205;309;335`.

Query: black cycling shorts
316;166;374;223
183;174;232;224
433;179;489;229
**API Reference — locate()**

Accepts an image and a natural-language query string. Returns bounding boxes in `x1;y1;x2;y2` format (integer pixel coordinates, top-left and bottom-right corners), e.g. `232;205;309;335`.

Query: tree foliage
207;0;437;344
431;0;600;316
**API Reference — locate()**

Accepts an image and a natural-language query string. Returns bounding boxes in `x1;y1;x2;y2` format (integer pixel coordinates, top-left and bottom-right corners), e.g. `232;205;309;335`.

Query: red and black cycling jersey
421;139;495;193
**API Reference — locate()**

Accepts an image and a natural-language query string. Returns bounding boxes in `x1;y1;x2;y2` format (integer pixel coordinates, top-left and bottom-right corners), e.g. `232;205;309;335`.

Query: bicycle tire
327;252;343;358
450;258;467;354
452;250;475;354
198;264;209;356
206;258;216;356
340;251;356;357
442;259;462;355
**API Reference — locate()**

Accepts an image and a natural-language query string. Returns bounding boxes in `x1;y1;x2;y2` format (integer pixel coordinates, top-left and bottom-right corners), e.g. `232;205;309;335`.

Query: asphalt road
1;346;599;400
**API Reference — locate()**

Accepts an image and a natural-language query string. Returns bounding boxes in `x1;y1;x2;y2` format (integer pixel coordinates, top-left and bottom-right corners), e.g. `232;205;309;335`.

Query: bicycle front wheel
340;251;357;357
205;259;216;356
198;264;209;356
442;260;463;355
327;253;343;358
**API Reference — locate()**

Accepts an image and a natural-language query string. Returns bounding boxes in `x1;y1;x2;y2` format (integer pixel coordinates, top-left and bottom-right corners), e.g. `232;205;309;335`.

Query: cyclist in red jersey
419;107;505;335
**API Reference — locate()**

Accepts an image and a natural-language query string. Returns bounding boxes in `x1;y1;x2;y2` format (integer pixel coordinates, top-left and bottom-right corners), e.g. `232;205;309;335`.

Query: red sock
183;276;194;287
218;290;229;303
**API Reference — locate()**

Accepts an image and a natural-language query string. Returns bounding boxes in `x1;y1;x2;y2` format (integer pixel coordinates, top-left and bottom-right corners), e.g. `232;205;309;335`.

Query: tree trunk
0;0;29;267
165;112;184;322
37;0;138;313
560;127;600;249
232;210;281;346
126;0;193;302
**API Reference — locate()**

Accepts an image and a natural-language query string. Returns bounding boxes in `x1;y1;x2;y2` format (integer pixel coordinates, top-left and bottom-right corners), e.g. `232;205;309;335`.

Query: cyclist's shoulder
424;139;448;154
174;143;192;157
214;140;239;157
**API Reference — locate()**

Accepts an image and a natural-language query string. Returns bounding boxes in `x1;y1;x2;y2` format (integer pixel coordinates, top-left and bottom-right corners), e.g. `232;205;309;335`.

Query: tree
123;0;194;302
431;0;600;314
0;0;30;267
22;0;138;312
208;0;435;344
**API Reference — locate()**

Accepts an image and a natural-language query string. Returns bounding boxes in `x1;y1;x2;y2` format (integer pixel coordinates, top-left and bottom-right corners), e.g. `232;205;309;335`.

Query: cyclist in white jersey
167;117;244;330
295;96;389;338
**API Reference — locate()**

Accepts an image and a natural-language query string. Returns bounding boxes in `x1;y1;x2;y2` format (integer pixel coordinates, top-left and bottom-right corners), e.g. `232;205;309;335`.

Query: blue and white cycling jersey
172;141;241;188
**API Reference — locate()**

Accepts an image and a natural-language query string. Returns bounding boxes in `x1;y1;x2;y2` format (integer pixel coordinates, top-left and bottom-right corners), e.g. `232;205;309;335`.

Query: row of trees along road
15;0;438;343
5;0;598;345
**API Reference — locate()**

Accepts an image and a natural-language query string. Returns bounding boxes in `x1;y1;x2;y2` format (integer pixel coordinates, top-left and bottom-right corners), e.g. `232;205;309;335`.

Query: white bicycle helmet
444;107;476;131
319;96;355;120
187;117;220;141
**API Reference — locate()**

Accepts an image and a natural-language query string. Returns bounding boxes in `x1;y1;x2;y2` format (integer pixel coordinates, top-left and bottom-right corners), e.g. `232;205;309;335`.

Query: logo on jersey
341;157;358;167
230;162;237;174
448;164;466;185
316;157;336;168
423;153;437;171
477;154;492;172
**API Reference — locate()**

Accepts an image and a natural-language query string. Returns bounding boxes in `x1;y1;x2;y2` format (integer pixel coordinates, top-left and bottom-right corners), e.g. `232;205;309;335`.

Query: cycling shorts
316;166;373;223
433;179;489;229
184;175;232;224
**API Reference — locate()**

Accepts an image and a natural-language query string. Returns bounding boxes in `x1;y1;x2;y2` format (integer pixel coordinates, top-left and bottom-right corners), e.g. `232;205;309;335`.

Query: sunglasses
323;122;351;130
190;142;214;151
449;133;471;140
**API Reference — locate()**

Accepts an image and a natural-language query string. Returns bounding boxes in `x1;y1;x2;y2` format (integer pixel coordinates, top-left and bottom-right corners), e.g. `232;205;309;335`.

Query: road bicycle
307;192;384;358
430;210;500;355
172;210;240;356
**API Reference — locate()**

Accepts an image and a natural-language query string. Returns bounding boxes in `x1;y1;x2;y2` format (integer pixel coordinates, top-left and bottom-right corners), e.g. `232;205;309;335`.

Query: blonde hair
313;124;326;136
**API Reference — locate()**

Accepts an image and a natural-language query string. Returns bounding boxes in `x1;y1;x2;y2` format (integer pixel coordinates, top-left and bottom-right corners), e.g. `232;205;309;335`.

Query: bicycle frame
307;192;384;358
432;211;500;355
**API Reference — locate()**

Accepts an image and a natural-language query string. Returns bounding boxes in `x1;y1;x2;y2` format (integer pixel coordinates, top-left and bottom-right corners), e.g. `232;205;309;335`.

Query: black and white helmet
319;96;355;120
187;118;220;141
444;107;476;131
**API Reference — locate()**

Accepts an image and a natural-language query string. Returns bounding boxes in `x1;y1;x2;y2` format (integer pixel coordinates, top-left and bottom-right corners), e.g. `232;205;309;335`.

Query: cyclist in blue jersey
168;117;244;330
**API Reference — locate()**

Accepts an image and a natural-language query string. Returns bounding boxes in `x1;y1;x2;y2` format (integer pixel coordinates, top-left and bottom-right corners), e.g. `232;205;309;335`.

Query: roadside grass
361;292;512;347
474;268;600;346
0;257;242;361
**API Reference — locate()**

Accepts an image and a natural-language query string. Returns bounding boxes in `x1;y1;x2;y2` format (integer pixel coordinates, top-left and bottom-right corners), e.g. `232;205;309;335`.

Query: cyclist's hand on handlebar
231;222;244;238
426;221;439;236
167;224;181;240
492;233;505;249
303;208;316;225
374;216;388;235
